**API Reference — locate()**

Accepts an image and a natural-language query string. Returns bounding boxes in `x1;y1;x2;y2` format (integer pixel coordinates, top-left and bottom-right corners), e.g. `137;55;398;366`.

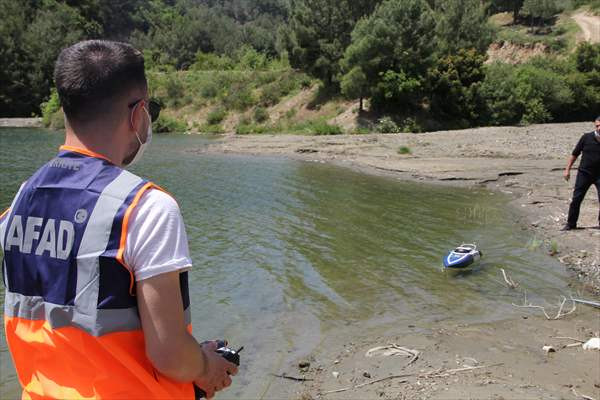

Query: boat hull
443;251;481;268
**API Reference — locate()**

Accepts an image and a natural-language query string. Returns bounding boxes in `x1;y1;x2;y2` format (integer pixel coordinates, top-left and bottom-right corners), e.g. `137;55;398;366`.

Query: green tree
521;0;561;29
340;66;368;111
480;58;574;125
340;0;436;110
0;0;31;117
434;0;494;56
574;42;600;74
428;49;487;122
23;1;97;102
285;0;382;87
0;0;95;117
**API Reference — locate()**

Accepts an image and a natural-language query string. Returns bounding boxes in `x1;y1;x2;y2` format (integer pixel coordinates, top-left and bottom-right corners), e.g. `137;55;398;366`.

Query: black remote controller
194;340;243;399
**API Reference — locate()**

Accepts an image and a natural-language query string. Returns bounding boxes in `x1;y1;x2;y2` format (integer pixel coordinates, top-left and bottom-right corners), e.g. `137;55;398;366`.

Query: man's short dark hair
54;40;146;124
596;116;600;121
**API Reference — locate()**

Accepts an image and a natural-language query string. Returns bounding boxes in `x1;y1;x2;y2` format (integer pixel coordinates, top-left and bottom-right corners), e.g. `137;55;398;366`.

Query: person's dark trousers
567;171;600;228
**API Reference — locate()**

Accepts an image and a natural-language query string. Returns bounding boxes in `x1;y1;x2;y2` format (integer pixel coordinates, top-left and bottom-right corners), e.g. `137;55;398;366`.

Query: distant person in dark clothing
562;116;600;230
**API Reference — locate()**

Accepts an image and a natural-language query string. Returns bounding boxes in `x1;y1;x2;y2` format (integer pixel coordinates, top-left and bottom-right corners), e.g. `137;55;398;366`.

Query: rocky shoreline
200;121;600;294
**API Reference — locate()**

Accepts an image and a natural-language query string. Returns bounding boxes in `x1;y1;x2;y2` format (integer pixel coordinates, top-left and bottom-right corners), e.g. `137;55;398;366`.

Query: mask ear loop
129;100;143;131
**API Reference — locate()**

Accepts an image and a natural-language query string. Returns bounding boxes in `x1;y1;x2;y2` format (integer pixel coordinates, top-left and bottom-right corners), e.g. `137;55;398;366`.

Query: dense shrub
312;121;343;135
41;88;61;127
154;115;187;133
480;57;575;125
253;106;269;122
259;75;299;106
191;52;235;71
206;107;227;125
376;117;401;133
164;75;186;107
49;109;65;130
428;49;487;123
288;119;343;135
222;84;256;110
200;81;220;99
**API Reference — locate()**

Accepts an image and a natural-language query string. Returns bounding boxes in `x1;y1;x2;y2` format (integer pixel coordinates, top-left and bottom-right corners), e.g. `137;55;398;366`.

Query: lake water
0;128;572;398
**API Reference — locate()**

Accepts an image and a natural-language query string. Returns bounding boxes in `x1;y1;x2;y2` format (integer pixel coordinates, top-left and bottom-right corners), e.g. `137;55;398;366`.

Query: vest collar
59;145;114;164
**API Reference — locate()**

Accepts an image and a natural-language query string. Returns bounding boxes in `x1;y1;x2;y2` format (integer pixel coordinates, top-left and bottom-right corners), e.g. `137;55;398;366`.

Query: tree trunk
359;96;363;112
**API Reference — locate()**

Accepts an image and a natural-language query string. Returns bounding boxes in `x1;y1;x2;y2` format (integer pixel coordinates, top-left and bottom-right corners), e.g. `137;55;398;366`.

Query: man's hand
563;168;570;181
194;341;238;399
138;271;238;390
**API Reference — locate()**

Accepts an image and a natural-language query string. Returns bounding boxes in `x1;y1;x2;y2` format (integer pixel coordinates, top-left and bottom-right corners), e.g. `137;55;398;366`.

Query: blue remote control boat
443;244;482;269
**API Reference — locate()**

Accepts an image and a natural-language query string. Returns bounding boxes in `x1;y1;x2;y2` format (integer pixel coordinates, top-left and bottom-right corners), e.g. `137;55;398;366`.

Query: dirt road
573;11;600;44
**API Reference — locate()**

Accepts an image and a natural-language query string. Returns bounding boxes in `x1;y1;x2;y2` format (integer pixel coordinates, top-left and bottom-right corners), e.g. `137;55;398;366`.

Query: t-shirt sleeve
572;134;586;156
124;188;192;281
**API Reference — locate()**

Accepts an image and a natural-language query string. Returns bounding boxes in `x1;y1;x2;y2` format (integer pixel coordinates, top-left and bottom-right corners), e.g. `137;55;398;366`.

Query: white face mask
125;106;152;167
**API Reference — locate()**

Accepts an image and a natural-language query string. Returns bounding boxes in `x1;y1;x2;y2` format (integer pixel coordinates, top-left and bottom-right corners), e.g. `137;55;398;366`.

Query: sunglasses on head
128;98;161;122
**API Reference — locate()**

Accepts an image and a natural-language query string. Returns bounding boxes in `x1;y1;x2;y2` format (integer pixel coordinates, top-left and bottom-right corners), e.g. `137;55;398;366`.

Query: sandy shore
200;122;600;399
0;118;42;128
265;307;600;400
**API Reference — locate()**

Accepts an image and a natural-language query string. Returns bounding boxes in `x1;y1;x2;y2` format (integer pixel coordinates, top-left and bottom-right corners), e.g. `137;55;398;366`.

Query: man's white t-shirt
123;189;192;281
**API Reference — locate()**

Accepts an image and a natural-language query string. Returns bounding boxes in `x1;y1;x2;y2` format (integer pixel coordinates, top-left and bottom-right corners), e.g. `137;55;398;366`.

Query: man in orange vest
1;40;237;399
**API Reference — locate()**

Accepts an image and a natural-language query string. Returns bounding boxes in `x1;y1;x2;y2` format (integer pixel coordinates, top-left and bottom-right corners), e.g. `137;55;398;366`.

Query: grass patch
397;146;412;155
235;117;343;135
198;123;224;134
287;119;343;135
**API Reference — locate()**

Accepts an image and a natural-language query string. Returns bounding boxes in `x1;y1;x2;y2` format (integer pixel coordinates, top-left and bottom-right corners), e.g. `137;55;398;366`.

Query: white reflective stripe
4;291;142;335
74;171;142;324
0;181;27;252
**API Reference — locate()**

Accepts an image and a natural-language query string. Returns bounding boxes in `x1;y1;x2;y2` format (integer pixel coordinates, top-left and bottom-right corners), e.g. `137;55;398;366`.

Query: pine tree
340;0;436;110
435;0;494;56
521;0;560;29
285;0;381;87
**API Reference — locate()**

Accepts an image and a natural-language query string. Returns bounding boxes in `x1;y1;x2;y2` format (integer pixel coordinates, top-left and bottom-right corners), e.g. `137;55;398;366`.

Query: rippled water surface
0;129;571;398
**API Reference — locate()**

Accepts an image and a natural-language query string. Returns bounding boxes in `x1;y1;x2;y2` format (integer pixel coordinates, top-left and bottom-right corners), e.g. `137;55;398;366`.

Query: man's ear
129;102;143;132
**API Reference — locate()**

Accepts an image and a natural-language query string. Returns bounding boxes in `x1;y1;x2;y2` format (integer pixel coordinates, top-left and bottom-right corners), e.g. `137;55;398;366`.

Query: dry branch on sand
500;268;519;289
321;364;504;395
572;386;597;400
512;292;577;320
270;373;314;382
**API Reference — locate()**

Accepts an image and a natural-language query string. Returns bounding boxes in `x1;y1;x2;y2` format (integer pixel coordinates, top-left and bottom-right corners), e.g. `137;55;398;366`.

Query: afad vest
0;146;194;399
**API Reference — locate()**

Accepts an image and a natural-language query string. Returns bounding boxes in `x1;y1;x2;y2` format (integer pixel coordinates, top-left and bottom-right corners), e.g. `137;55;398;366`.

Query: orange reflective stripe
116;182;156;295
59;145;113;163
0;208;9;220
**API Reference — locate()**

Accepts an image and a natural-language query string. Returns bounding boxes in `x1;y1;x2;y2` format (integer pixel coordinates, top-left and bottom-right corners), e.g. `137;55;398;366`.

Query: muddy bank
266;306;600;400
199;122;600;294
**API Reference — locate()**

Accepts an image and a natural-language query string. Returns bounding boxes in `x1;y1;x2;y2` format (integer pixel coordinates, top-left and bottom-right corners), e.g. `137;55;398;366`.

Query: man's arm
137;271;237;398
564;154;578;181
564;135;585;181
